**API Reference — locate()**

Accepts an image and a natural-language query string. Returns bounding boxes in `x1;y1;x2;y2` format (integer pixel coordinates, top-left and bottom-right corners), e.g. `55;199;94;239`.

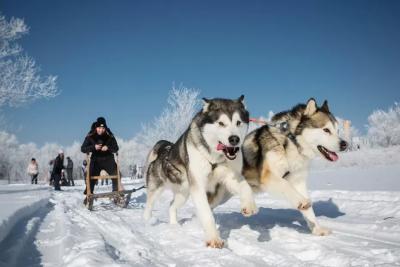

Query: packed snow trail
1;165;400;266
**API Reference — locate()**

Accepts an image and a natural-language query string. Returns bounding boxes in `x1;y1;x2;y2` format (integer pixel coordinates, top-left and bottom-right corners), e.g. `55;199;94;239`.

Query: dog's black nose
228;135;240;146
340;140;348;151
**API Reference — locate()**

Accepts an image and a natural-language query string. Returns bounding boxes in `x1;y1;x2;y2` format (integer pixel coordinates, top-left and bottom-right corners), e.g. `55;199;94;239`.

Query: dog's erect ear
202;97;210;103
202;98;211;112
304;98;317;116
237;94;246;108
321;100;330;113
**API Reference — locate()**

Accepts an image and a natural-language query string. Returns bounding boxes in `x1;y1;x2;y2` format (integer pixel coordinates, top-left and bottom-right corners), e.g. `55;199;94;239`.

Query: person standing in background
66;157;75;186
27;158;39;184
48;160;54;185
132;164;137;179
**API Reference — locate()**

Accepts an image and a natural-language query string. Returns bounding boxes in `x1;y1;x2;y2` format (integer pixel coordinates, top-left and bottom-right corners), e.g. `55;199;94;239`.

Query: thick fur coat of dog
144;96;258;248
209;98;348;236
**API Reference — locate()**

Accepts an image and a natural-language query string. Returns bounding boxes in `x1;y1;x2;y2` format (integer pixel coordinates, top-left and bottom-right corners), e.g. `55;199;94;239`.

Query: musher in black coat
81;117;119;195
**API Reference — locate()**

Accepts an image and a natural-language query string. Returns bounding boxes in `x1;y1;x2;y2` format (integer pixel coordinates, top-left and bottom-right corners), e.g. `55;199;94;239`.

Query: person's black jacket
66;159;73;170
81;132;119;158
52;155;64;176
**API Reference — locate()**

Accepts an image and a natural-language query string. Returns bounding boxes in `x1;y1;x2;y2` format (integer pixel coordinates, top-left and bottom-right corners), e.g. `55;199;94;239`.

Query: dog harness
266;121;302;152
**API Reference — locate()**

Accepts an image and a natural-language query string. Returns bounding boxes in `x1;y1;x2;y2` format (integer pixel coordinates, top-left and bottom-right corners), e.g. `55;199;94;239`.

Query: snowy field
1;148;400;266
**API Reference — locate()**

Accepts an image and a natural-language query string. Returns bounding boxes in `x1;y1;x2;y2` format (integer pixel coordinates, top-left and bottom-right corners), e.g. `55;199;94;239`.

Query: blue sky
2;0;400;146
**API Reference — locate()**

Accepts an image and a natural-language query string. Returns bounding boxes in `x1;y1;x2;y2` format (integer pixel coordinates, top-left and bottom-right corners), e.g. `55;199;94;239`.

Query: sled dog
144;96;258;248
209;98;348;236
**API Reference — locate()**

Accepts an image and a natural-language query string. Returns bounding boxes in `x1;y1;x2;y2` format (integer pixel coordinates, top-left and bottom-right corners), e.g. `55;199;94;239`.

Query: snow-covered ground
1;148;400;266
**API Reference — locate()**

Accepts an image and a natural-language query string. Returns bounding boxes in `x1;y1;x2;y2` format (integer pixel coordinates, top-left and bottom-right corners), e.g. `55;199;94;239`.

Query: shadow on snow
215;198;345;242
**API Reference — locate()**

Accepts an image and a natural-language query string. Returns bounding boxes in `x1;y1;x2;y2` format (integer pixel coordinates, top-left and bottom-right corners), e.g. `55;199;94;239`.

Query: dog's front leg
190;183;224;248
215;166;258;217
267;177;312;210
300;207;331;236
186;144;223;248
290;179;331;236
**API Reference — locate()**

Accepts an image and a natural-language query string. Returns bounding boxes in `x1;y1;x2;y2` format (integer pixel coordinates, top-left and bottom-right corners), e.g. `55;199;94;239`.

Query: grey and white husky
144;96;258;248
209;98;348;236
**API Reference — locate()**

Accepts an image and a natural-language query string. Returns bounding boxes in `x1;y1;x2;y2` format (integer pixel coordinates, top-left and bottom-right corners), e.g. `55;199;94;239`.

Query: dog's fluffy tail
144;140;173;185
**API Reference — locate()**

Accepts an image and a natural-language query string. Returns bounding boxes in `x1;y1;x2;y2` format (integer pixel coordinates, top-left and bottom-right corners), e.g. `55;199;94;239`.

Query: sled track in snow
52;188;185;266
51;187;400;266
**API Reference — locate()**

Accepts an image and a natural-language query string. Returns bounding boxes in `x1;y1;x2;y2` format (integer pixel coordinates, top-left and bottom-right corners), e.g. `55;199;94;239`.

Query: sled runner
84;153;145;211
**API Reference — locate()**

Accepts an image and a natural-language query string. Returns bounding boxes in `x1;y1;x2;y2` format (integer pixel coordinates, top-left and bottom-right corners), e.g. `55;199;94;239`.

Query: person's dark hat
94;117;107;128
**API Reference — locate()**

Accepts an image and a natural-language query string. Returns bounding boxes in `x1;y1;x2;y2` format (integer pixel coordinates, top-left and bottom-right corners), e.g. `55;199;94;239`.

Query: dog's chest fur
285;140;310;173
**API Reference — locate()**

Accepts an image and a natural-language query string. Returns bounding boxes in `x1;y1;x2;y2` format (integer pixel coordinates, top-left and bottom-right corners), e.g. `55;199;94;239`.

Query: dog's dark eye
236;121;241;126
323;128;331;134
218;121;225;127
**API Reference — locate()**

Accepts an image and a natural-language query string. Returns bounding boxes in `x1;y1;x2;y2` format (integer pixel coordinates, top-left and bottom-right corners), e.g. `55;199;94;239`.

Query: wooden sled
84;153;144;211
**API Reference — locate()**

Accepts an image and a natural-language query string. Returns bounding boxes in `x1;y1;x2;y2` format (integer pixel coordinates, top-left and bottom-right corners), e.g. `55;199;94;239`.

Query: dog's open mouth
217;142;239;160
317;145;338;162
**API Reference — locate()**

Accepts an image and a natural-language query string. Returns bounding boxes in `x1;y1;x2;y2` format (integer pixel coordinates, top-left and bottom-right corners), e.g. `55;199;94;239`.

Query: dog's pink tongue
216;143;226;151
328;151;339;161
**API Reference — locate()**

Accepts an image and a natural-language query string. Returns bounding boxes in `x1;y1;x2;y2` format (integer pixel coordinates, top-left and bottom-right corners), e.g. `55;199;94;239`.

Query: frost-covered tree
0;14;59;183
0;14;58;108
367;103;400;147
0;131;19;183
117;138;139;177
133;86;200;165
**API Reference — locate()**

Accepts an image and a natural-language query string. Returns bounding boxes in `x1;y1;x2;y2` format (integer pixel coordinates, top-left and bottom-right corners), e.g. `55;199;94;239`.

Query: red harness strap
249;118;267;125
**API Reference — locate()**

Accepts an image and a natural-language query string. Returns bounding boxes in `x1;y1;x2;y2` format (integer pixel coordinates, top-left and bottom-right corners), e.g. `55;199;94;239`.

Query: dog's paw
312;227;332;236
241;201;259;217
297;199;312;210
206;238;224;249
